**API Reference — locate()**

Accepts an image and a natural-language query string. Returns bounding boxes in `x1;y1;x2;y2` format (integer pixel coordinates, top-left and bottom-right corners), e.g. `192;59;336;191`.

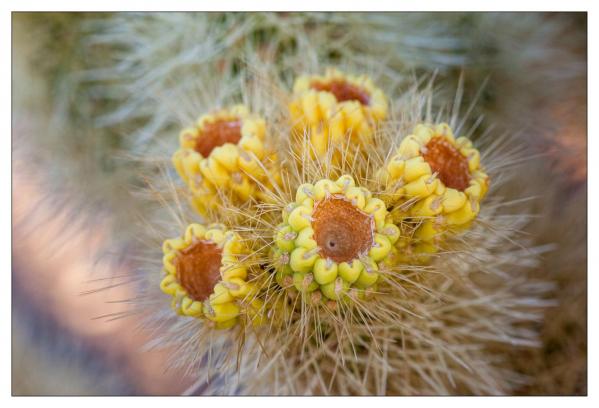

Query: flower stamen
175;240;222;302
194;118;242;157
311;79;371;106
312;196;374;263
422;136;470;191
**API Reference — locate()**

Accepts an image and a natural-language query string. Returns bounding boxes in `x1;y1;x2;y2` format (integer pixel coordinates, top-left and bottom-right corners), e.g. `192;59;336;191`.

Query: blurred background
11;12;587;395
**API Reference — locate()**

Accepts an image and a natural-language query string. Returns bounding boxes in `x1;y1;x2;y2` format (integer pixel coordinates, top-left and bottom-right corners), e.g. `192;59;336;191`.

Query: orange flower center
175;240;222;302
422;136;470;191
195;118;242;157
312;196;374;263
311;79;370;106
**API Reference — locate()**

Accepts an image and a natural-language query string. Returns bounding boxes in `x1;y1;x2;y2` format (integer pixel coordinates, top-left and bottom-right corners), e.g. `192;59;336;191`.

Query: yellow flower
172;105;275;215
274;175;399;302
160;223;257;329
378;123;490;244
289;68;388;158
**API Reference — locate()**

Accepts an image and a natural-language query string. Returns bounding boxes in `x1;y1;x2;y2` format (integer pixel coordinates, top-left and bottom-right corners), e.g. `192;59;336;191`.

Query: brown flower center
422;136;470;191
175;240;222;302
312;196;374;263
194;118;242;157
311;79;370;106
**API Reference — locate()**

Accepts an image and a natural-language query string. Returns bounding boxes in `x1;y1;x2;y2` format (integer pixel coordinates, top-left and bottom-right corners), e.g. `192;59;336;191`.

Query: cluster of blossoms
160;223;263;329
159;68;490;329
378;123;490;260
273;175;400;302
289;69;388;158
172;105;276;214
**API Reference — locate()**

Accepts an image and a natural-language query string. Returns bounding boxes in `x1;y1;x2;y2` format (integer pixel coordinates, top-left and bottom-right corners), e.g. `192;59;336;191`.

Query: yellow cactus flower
289;68;388;158
172;105;275;214
160;223;257;329
274;175;398;302
378;123;490;243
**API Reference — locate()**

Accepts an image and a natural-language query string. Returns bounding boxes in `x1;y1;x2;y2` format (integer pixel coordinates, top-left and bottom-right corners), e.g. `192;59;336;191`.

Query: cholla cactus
68;13;563;396
114;62;557;396
13;12;586;396
106;62;554;395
